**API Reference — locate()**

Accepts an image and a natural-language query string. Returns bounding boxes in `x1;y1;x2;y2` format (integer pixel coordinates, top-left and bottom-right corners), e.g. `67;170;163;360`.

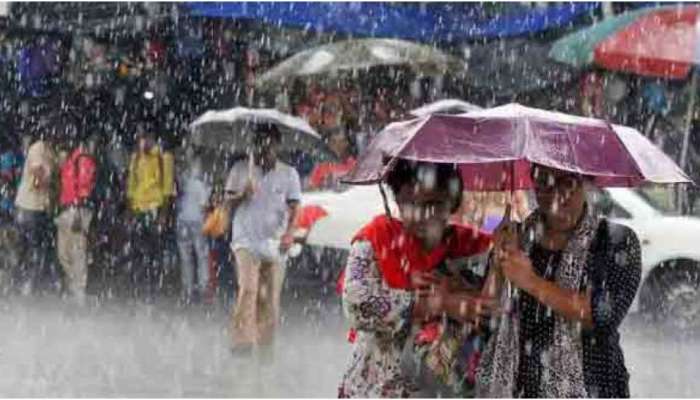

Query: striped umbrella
550;4;700;79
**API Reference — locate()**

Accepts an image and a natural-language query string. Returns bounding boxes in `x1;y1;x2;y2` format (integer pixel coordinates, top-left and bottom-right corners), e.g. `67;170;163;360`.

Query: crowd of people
0;111;331;354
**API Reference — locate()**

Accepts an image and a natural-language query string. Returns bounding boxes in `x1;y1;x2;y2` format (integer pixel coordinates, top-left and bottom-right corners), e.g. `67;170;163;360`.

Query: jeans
176;219;209;298
14;208;59;293
127;211;164;299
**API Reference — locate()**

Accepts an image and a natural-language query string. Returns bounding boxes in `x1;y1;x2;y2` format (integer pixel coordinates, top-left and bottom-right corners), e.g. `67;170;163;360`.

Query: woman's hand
279;231;295;252
414;284;446;322
415;283;499;324
500;247;594;328
491;204;518;256
30;165;47;190
446;292;500;324
410;271;440;290
499;247;540;293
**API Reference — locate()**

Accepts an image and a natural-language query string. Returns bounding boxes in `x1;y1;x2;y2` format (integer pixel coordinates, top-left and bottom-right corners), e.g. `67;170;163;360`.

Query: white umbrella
409;99;482;118
256;38;465;87
189;107;334;159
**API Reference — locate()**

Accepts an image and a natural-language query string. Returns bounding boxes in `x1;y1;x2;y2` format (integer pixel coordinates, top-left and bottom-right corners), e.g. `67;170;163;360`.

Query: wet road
0;295;698;397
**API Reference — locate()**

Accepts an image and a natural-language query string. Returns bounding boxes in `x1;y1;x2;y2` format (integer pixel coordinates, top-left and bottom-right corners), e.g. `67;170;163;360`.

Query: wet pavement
0;294;698;397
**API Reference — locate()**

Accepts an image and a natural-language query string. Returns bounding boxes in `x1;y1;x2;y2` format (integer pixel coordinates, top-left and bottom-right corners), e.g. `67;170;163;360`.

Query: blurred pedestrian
204;180;237;310
13;130;60;293
55;134;97;303
125;127;175;300
176;144;212;304
225;123;301;354
0;135;24;223
306;126;357;191
85;134;126;296
0;135;22;292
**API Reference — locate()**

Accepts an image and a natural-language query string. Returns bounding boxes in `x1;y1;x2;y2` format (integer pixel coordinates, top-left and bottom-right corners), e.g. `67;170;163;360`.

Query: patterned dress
338;241;416;398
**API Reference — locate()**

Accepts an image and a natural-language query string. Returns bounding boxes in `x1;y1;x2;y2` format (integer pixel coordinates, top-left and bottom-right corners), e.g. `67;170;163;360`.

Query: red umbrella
294;205;329;231
342;103;692;190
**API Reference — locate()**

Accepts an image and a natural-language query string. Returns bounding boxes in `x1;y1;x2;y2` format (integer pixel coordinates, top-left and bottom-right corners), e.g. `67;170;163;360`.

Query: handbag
202;205;231;238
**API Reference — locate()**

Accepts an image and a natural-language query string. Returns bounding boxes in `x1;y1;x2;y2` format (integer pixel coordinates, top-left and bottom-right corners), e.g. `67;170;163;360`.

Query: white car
296;185;700;328
600;188;700;327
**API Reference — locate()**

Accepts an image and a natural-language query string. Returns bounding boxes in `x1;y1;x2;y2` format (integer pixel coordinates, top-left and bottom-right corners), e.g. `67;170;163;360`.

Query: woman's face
532;166;586;229
138;136;154;152
395;183;453;250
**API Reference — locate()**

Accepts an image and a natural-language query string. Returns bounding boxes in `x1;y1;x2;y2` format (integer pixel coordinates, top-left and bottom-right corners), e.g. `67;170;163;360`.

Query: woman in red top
338;159;497;398
307;127;357;191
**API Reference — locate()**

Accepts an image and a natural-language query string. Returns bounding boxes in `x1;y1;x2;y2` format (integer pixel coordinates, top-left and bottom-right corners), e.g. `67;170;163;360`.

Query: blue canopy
185;2;600;43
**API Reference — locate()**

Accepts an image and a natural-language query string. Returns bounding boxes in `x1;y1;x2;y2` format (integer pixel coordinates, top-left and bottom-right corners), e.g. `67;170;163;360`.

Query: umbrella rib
597;121;647;182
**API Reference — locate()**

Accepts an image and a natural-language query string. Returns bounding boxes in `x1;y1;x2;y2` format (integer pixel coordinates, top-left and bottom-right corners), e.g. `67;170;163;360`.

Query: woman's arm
500;225;642;331
524;275;594;329
499;246;594;328
342;241;415;335
588;225;642;334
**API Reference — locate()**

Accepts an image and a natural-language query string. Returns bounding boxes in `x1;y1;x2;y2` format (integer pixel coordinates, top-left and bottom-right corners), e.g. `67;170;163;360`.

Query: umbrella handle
506;160;516;222
378;182;392;219
248;153;256;188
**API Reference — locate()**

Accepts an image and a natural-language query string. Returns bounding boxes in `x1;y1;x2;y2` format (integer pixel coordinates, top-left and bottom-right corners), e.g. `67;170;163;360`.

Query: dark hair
324;125;358;157
254;123;282;144
530;163;591;184
385;158;463;213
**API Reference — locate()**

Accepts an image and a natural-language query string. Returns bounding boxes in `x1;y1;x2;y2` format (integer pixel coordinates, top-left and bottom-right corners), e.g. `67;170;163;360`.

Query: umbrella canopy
189;107;335;160
409;99;482;117
343;103;692;190
185;2;599;44
256;38;465;87
550;4;700;79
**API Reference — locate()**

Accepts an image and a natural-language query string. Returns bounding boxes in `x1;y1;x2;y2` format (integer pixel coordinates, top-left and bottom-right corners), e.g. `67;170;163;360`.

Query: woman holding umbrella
476;164;642;398
337;158;497;398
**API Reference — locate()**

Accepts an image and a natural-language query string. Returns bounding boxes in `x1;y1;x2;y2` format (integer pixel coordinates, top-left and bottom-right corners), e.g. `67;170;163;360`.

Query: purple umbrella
342;103;692;190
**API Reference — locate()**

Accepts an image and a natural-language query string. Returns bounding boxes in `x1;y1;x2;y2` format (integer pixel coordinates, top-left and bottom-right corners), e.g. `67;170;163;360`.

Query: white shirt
225;160;301;262
15;140;57;212
177;168;212;223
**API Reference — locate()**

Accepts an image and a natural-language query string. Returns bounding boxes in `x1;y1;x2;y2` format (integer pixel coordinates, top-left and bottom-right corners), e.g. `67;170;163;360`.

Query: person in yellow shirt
126;129;175;301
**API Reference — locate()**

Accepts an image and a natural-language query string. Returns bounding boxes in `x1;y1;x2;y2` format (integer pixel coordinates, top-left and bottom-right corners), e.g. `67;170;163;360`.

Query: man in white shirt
225;123;301;353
